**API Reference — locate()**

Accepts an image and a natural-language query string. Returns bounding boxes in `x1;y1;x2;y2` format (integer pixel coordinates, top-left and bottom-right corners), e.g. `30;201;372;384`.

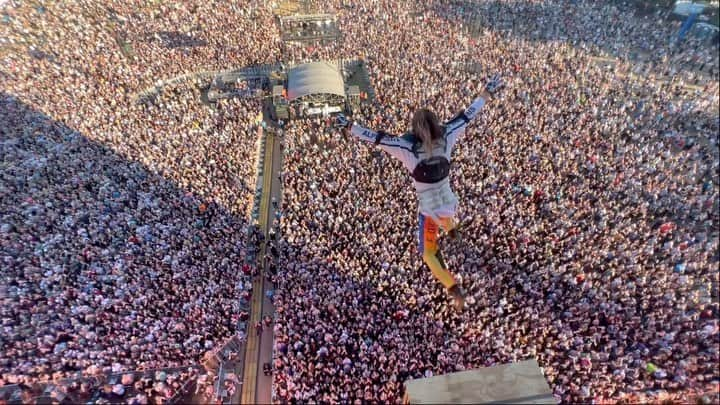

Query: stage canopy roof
287;61;345;101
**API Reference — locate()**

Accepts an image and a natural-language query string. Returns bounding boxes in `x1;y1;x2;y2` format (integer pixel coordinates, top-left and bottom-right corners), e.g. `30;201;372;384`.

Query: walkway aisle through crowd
240;120;283;403
256;127;284;403
240;131;273;404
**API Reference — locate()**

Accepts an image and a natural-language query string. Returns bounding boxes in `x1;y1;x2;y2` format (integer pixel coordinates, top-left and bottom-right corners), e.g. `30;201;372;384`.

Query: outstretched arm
446;74;504;148
336;115;415;165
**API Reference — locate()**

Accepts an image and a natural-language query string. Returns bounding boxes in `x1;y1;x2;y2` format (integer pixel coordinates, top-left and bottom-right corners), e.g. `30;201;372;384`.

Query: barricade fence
135;59;369;103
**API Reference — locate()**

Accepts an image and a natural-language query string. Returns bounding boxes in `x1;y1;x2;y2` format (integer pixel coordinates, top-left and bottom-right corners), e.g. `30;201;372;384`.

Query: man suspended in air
335;75;504;312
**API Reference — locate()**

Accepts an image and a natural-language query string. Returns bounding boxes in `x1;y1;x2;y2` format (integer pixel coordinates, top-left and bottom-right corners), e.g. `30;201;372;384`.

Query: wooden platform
403;359;556;404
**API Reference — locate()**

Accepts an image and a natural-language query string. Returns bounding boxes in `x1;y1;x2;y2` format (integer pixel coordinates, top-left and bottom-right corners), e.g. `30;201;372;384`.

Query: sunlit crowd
0;0;718;404
272;0;719;403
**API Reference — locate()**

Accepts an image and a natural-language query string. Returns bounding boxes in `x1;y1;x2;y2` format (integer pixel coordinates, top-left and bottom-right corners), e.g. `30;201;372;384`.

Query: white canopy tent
286;62;345;101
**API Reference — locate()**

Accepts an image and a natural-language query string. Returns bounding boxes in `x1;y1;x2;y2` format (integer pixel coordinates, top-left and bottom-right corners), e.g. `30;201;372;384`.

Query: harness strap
412;156;451;184
375;130;388;145
449;111;470;124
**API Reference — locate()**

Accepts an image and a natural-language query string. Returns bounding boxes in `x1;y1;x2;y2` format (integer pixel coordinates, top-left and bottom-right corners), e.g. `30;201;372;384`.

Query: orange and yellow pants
418;213;458;290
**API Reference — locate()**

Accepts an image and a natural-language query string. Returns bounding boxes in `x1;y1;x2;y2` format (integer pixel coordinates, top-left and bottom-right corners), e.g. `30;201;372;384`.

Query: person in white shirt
335;74;504;312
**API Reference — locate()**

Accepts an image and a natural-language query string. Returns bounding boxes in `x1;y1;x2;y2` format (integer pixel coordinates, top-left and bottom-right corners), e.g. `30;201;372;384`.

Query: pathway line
241;132;275;404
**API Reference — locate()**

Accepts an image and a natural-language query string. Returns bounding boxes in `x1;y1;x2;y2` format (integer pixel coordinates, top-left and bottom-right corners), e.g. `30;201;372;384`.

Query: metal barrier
135;65;281;103
135;59;372;104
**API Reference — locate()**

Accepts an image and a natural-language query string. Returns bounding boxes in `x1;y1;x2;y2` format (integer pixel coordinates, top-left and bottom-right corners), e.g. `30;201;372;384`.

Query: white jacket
349;97;486;220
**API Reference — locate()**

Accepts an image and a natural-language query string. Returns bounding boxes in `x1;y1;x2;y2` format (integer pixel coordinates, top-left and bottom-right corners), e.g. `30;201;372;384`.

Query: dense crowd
271;0;719;404
1;0;272;400
0;0;718;404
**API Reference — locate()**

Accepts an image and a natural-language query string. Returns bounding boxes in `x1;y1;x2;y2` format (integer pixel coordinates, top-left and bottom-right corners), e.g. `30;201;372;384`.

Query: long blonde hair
412;109;443;156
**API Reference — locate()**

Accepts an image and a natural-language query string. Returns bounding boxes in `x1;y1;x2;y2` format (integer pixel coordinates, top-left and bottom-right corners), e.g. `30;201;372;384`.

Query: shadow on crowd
0;93;249;404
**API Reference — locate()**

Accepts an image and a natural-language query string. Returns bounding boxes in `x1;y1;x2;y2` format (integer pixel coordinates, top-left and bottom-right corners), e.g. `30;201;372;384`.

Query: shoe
448;284;465;313
448;218;472;242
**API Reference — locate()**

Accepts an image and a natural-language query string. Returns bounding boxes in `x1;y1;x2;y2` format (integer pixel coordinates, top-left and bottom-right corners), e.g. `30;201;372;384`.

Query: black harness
379;110;470;184
412;155;450;184
406;131;451;184
408;111;470;184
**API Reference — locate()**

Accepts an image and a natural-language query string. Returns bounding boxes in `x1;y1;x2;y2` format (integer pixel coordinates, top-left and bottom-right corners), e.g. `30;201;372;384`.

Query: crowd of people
1;0;274;400
1;0;718;404
271;0;719;404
